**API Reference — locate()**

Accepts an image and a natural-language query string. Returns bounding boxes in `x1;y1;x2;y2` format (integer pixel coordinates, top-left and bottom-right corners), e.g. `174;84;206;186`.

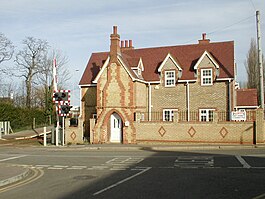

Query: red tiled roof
79;41;234;85
236;89;258;107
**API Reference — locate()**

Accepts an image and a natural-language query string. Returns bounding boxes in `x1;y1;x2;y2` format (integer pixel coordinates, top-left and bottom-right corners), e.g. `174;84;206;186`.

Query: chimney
121;40;125;48
199;33;210;44
110;25;121;59
129;40;133;48
121;39;134;52
202;33;206;40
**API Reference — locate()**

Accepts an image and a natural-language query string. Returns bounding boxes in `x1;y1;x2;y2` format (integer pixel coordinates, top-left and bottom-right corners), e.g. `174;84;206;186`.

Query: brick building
79;26;261;144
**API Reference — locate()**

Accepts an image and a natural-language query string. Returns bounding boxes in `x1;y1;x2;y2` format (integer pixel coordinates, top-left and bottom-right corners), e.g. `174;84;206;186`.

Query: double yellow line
0;167;44;193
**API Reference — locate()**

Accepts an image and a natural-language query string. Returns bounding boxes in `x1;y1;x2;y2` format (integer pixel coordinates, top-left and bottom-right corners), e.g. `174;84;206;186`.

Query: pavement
0;164;30;188
1;126;53;140
0;142;264;188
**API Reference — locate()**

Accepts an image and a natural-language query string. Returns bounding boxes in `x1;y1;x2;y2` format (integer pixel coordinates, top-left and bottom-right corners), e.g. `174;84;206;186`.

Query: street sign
231;109;246;121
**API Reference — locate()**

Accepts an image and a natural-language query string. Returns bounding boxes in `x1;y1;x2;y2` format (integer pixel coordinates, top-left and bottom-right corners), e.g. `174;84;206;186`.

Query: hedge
0;102;50;131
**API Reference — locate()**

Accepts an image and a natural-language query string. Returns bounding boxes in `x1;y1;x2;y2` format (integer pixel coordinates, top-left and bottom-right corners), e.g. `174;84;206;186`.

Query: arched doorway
110;113;123;143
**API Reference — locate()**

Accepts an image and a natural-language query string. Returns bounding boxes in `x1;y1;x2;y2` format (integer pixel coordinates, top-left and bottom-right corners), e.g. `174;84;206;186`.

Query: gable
194;51;220;70
158;53;182;72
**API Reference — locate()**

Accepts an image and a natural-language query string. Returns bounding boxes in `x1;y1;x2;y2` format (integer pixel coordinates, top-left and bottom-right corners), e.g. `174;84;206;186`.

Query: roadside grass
0;138;43;146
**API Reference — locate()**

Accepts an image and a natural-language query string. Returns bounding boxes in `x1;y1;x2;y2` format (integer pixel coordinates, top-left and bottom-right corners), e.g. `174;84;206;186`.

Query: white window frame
199;109;214;122
163;109;177;121
201;68;213;86
165;70;175;87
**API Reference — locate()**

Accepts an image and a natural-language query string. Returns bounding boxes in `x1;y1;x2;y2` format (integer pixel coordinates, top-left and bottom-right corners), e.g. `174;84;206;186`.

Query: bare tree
0;33;14;66
35;49;70;113
245;38;265;104
14;37;49;108
245;39;259;89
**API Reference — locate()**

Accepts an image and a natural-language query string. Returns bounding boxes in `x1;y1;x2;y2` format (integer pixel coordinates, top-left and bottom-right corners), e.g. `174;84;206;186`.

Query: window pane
200;109;214;122
201;69;212;85
165;71;175;86
209;110;214;121
164;110;170;121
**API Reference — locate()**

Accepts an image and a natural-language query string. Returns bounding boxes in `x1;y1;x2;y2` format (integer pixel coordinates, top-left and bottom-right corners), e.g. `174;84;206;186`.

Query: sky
1;0;265;106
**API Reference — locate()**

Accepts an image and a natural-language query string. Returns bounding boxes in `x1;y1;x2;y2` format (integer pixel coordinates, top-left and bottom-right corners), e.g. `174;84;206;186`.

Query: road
0;146;264;199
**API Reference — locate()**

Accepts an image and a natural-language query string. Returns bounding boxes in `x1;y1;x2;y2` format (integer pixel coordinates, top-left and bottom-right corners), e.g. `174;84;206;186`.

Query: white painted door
110;113;122;143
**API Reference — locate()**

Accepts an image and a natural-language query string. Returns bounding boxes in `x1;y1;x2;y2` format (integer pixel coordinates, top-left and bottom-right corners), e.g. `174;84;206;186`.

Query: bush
0;102;49;131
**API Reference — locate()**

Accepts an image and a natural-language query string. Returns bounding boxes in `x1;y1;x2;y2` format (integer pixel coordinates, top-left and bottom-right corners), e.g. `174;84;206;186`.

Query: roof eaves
92;56;110;83
118;56;137;81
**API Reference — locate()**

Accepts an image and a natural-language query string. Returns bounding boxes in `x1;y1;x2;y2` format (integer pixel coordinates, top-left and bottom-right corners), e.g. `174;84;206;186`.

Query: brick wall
92;61;137;144
133;109;265;144
151;54;230;113
65;118;84;144
134;121;254;144
81;86;97;139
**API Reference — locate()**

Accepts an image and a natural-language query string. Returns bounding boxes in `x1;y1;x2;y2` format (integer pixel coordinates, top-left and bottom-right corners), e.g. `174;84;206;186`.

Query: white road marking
174;156;214;168
0;155;27;162
48;167;63;170
105;158;119;164
235;155;251;168
65;166;87;170
71;166;87;168
53;165;69;168
93;167;152;196
110;168;126;171
35;165;50;168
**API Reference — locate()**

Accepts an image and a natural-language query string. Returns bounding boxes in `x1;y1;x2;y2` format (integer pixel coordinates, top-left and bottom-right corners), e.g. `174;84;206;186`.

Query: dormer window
138;68;141;76
201;69;213;86
165;70;175;87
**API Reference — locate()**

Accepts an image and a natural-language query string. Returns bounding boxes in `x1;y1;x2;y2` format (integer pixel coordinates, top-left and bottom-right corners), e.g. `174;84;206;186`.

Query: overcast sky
1;0;265;105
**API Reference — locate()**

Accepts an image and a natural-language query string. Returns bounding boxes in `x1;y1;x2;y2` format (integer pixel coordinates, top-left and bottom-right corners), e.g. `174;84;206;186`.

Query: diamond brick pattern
70;131;77;140
158;126;166;137
188;127;196;138
219;127;229;138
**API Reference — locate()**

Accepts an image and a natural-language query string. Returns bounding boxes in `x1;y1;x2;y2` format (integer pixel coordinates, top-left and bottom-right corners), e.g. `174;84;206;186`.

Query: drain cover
73;175;96;180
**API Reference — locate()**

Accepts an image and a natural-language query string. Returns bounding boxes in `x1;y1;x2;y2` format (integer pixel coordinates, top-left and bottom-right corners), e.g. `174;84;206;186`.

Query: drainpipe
79;85;82;118
228;79;232;121
148;83;152;121
186;81;190;121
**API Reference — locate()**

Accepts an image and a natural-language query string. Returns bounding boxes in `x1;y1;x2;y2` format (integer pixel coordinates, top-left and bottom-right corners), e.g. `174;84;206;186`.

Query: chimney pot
125;40;128;48
202;33;206;40
121;40;124;48
113;26;118;34
129;40;133;47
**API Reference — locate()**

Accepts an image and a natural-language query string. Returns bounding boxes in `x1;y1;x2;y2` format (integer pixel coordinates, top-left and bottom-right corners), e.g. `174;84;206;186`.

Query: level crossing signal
53;90;70;104
59;105;72;116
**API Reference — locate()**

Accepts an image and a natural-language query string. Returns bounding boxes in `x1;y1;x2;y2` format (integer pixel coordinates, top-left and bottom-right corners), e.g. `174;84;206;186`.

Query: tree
245;38;265;104
0;33;14;67
36;49;70;114
14;37;49;108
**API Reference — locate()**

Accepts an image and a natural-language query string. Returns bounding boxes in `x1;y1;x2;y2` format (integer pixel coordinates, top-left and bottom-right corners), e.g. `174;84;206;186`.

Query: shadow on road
56;147;265;199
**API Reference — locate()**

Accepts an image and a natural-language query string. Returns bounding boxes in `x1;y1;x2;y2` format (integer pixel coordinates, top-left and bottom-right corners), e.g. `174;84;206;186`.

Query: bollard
43;127;47;146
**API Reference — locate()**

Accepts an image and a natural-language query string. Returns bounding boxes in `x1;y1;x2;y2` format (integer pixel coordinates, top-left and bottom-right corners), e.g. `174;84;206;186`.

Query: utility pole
53;58;59;146
256;10;264;108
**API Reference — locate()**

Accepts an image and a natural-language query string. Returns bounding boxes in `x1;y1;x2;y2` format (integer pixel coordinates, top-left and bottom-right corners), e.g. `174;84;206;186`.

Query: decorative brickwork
188;127;197;138
158;126;166;137
219;127;229;138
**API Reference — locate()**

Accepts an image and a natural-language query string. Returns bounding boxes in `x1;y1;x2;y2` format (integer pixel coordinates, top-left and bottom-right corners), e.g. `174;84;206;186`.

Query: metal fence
137;110;257;122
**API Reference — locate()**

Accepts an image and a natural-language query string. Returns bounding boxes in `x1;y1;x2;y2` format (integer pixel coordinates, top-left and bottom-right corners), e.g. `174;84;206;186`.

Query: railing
137;110;257;122
218;110;256;122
